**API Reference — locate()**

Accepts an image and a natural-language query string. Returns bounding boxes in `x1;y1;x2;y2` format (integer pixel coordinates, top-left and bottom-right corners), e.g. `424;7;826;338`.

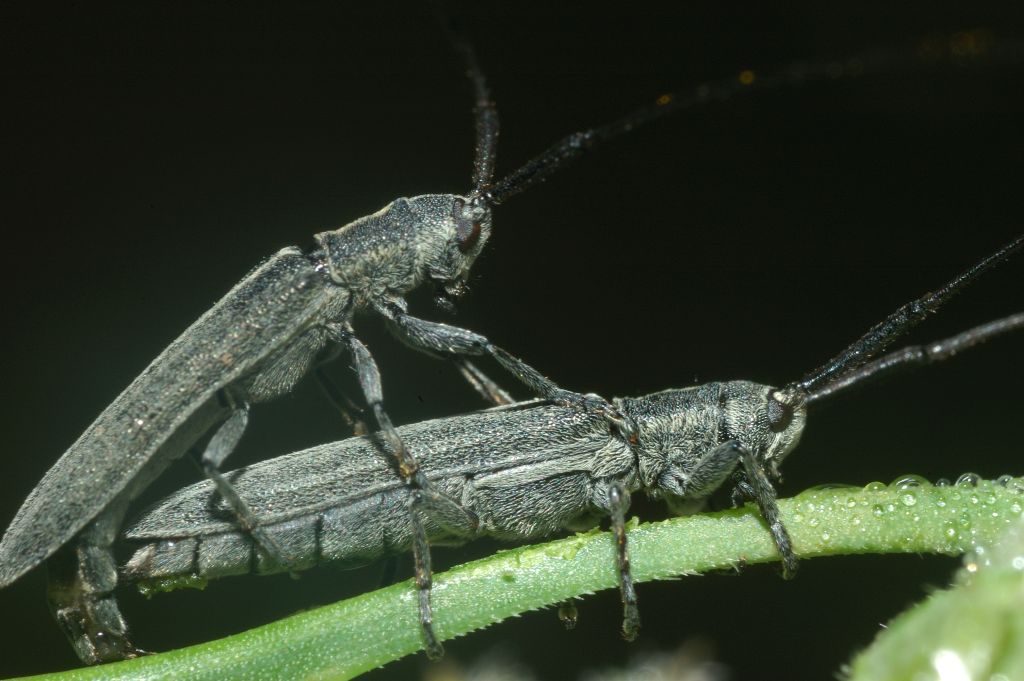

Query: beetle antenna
433;5;499;198
487;30;1024;206
773;235;1022;409
804;311;1024;404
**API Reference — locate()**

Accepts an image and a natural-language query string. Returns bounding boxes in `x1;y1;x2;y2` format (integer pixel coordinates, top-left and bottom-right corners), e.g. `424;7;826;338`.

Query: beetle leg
663;440;744;517
201;399;295;575
453;357;515;405
685;441;745;498
608;483;640;641
412;485;480;538
46;499;145;664
314;367;371;435
407;485;480;657
731;444;798;579
327;326;447;659
378;305;637;440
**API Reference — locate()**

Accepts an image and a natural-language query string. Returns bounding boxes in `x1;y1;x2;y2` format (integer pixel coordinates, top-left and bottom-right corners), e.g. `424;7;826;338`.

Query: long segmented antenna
788;235;1022;401
455;33;499;192
486;30;1023;206
765;235;1022;422
806;311;1024;404
435;8;499;195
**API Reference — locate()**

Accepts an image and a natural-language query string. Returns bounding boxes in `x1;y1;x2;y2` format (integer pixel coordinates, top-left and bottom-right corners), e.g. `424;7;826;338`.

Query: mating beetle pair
2;6;1024;675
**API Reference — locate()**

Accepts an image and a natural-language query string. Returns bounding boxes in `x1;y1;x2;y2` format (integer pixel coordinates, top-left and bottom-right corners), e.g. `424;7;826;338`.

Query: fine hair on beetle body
2;3;1023;679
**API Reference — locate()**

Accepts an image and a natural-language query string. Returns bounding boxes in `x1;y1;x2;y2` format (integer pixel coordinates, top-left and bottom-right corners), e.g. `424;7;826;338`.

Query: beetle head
429;195;493;304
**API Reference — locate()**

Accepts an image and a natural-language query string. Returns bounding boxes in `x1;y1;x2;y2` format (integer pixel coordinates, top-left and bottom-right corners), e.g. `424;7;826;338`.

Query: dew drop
955;472;981;487
864;481;886;493
891;474;928;489
808;482;855;491
900;493;917;507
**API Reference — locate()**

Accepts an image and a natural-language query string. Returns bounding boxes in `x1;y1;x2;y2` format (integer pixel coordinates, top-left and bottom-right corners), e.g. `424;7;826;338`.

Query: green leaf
846;477;1024;681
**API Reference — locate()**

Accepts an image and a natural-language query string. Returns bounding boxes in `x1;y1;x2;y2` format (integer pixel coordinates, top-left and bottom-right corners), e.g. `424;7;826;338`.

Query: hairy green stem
10;476;1023;681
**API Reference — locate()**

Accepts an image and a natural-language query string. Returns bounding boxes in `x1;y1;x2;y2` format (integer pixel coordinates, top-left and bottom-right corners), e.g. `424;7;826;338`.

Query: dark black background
1;1;1022;679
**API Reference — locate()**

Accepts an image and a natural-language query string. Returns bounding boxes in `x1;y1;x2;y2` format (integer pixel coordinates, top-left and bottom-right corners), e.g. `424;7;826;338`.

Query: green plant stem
10;477;1023;681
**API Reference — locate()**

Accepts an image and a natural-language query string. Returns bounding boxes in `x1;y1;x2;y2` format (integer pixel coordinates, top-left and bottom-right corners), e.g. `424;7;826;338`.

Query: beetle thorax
313;194;492;304
619;381;807;499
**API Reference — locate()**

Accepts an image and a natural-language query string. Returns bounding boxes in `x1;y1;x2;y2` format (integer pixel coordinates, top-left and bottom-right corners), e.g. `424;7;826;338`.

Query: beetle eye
766;397;793;433
456;220;482;254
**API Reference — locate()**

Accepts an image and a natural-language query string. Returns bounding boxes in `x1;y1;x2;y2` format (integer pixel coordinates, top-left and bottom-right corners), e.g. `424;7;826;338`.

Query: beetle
1;3;1021;677
120;239;1022;653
